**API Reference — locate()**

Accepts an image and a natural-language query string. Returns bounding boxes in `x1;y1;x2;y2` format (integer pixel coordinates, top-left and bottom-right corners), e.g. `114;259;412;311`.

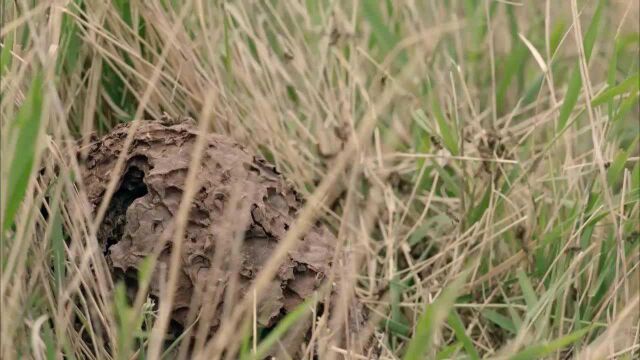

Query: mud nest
81;120;338;339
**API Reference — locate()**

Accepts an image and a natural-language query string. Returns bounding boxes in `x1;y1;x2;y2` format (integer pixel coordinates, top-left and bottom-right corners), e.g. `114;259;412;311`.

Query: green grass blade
1;31;14;75
403;271;468;360
607;148;631;187
522;74;545;106
591;72;639;107
241;297;314;360
114;282;134;360
389;276;411;337
631;163;640;194
431;96;459;156
3;72;44;231
447;310;481;360
361;0;406;64
496;43;528;112
223;10;232;74
42;322;57;360
516;268;538;311
557;0;603;130
612;92;639;124
435;343;462;360
508;326;591;360
549;21;567;56
114;0;133;26
305;0;323;26
50;206;66;291
582;0;604;61
57;0;83;75
239;333;251;358
557;67;582;130
467;186;491;226
433;163;461;198
482;309;517;334
362;0;397;54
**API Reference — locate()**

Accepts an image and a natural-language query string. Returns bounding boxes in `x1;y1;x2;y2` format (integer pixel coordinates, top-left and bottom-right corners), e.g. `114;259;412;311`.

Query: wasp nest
81;120;338;344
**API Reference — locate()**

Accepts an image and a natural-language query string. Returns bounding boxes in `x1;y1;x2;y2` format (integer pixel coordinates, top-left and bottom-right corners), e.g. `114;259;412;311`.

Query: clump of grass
1;0;638;359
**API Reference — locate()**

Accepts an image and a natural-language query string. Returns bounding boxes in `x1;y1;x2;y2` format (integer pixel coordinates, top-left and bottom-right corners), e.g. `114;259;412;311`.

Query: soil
81;120;339;351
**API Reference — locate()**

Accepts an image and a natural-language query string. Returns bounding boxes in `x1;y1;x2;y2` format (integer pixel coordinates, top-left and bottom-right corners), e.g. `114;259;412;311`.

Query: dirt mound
81;120;336;338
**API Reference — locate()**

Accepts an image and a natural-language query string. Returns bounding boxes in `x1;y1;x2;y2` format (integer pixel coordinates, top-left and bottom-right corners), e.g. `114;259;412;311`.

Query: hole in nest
98;163;148;254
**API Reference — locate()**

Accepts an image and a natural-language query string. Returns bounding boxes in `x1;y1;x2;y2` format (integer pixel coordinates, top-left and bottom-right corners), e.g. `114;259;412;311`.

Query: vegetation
1;0;638;359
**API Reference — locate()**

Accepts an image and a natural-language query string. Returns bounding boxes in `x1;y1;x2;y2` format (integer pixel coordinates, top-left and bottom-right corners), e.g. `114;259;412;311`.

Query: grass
1;0;639;359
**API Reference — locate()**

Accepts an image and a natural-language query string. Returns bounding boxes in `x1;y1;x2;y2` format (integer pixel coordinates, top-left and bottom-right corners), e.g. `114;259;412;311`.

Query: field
1;0;639;359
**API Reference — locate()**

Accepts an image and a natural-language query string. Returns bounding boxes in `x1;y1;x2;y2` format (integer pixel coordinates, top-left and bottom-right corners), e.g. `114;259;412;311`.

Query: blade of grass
612;92;639;124
430;96;459;156
241;297;315;360
114;282;135;360
591;72;639;107
239;327;251;359
50;206;65;291
305;0;323;26
42;322;56;360
631;163;640;194
467;185;491;226
432;163;461;198
435;342;462;360
222;9;232;74
482;309;517;334
114;0;133;26
1;31;14;75
516;268;538;312
362;0;397;54
403;271;469;360
56;0;83;75
447;310;481;360
496;42;528;113
3;72;44;231
508;326;591;360
557;0;603;130
361;0;407;65
607;138;637;186
389;275;411;338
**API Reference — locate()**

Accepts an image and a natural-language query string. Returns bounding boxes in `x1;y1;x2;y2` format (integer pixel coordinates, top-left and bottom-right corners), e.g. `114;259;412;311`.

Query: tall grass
1;0;639;359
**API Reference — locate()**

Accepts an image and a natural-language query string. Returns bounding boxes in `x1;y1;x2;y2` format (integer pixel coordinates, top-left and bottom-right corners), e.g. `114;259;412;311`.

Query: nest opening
98;162;148;255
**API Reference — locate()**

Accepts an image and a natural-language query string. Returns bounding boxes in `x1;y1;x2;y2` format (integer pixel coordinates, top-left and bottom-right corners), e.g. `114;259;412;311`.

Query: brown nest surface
81;120;339;346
